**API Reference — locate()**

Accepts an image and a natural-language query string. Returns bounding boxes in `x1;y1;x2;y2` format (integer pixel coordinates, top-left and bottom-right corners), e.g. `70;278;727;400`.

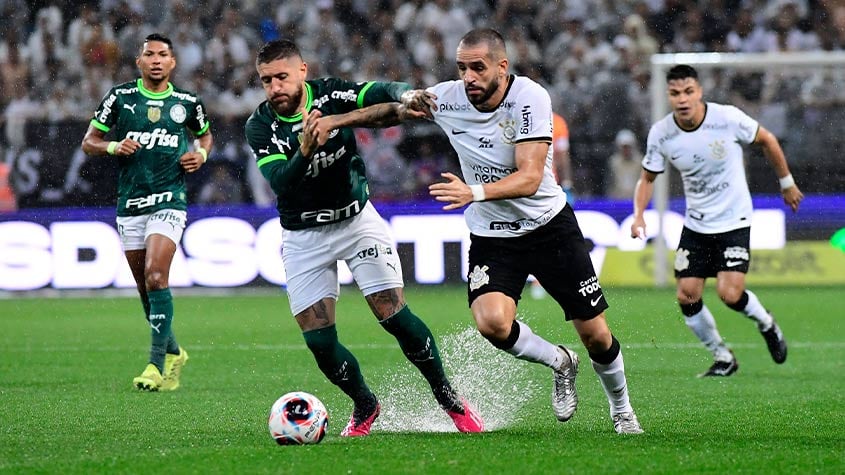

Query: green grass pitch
1;285;843;474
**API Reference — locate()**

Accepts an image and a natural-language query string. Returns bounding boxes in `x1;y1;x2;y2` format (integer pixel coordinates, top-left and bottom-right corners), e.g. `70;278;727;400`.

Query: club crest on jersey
147;107;161;123
468;265;490;291
499;119;517;144
709;140;726;160
170;104;187;124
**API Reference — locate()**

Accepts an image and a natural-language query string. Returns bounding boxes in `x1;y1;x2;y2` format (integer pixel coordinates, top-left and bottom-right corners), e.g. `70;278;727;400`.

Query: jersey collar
136;78;173;99
673;102;708;132
274;82;314;123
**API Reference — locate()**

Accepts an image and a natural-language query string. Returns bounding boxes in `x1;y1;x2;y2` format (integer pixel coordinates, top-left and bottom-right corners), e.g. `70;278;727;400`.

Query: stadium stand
1;0;843;209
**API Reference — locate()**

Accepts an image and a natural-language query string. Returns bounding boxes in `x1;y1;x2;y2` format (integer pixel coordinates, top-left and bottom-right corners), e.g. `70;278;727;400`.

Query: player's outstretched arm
311;100;434;147
81;125;141;156
631;170;657;239
755;126;803;212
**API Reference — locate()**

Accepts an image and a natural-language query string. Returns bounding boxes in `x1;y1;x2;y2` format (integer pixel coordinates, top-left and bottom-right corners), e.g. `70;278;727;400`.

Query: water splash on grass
372;325;545;433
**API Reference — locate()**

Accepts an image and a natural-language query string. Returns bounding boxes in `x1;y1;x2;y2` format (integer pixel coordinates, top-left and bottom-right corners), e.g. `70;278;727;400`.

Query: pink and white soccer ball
268;391;328;445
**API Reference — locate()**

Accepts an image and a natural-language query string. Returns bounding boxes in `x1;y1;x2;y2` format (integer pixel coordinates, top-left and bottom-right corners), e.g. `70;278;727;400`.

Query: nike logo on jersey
123;104;137;113
451;129;467;135
726;260;744;267
590;296;602;307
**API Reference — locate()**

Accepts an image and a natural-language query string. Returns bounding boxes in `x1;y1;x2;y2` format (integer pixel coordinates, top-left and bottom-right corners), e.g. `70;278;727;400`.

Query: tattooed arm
311;90;437;145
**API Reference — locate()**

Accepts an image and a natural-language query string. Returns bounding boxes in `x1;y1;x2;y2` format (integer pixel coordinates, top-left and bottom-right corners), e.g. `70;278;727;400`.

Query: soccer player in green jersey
81;33;213;392
245;39;483;436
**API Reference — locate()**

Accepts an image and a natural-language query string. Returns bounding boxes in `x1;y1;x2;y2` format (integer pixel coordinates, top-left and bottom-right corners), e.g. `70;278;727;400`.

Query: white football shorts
282;201;404;316
116;209;187;251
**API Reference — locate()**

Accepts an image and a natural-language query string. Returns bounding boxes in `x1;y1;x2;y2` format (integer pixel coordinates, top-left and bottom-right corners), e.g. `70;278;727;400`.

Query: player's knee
718;287;744;307
144;270;168;290
721;288;747;310
577;325;612;354
481;319;518;349
676;290;700;305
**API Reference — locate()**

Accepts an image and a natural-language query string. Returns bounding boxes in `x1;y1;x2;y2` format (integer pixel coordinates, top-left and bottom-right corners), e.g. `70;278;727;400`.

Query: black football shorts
674;226;751;278
466;205;608;321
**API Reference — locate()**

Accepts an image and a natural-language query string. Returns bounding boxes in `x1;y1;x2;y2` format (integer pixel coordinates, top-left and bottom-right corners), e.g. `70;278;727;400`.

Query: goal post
647;51;845;286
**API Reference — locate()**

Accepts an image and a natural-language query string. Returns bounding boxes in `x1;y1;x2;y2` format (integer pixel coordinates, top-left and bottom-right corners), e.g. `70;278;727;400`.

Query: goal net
646;51;845;285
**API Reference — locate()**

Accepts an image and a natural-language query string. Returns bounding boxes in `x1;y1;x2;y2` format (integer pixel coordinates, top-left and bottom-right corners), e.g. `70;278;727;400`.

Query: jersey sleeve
513;81;552;144
642;124;666;174
726;105;759;145
244;111;309;195
321;77;411;113
185;96;211;136
90;87;120;133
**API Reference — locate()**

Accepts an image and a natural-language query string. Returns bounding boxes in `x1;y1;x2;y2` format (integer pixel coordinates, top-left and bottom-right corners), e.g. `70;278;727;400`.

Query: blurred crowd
2;0;844;209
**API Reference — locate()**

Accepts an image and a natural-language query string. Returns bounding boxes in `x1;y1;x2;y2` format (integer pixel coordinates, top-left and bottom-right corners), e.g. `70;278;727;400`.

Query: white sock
685;305;733;362
741;290;773;331
505;321;562;368
591;350;633;416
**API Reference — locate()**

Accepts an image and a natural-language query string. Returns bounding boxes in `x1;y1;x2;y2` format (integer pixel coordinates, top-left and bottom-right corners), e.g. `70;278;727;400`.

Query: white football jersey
427;75;565;237
643;102;759;234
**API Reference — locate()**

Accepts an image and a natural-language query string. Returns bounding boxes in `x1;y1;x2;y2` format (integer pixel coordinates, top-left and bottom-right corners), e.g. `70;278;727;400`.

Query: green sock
380;306;459;411
141;294;179;355
303;325;376;410
147;288;174;373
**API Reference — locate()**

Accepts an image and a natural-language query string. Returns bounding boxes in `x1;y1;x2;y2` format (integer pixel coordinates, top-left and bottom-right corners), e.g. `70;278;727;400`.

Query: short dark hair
667;64;698;82
143;33;173;53
459;28;507;59
256;39;302;66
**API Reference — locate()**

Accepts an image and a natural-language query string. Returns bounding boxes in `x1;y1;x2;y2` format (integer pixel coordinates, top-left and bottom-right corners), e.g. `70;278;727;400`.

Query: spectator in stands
198;162;245;205
606;129;643;200
0;159;16;212
0;41;28;109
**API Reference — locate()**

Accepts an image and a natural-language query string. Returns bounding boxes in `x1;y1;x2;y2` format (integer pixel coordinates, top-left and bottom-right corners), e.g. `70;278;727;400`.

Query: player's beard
270;84;304;117
465;78;499;109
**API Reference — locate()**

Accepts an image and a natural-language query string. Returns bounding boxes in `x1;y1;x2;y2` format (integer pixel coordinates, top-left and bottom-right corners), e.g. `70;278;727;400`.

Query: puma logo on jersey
123;104;137;113
271;134;290;152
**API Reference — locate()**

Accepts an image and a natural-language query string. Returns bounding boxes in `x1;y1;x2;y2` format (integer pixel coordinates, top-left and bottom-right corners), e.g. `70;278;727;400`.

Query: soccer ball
268;391;328;445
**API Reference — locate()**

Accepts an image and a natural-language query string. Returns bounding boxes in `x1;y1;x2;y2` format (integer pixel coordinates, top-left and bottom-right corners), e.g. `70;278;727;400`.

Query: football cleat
340;402;381;437
612;412;644;434
760;317;787;364
699;350;739;377
552;345;579;421
133;363;163;391
161;347;189;391
446;398;484;433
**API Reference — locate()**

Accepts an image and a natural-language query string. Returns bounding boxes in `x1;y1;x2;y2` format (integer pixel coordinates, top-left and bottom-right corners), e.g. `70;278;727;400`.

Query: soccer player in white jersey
631;65;803;377
321;28;644;434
